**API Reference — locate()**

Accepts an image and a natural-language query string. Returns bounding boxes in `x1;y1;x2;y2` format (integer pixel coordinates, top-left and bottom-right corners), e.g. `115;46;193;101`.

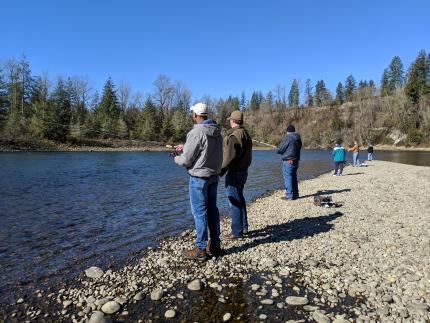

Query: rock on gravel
285;296;309;305
150;289;163;301
261;299;274;305
85;266;104;279
133;292;144;301
312;311;330;323
164;309;176;318
89;311;109;323
223;312;232;321
187;279;202;291
101;301;120;314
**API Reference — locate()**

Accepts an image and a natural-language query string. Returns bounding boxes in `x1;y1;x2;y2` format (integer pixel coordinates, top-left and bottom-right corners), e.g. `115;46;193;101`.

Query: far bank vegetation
0;50;429;149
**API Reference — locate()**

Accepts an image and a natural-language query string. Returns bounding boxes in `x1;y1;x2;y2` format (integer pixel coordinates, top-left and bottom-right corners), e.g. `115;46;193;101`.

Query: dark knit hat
287;124;295;132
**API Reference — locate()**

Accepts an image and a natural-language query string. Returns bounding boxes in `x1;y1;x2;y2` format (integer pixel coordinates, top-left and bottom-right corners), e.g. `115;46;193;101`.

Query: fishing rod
252;139;277;149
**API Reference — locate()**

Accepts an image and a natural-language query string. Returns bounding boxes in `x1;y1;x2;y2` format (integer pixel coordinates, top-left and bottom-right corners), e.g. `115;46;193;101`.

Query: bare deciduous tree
152;75;174;114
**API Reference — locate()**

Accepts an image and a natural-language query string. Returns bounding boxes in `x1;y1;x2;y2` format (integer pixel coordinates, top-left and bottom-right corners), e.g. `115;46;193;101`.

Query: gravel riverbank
4;160;430;322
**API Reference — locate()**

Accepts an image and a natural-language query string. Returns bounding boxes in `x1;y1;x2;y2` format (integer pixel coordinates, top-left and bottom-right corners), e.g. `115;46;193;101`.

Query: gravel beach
5;160;430;322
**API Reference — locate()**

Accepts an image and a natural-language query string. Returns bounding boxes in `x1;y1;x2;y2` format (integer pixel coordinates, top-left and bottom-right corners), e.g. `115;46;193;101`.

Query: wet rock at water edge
164;309;176;318
101;301;120;314
150;289;163;301
187;279;202;291
85;266;104;279
285;296;309;305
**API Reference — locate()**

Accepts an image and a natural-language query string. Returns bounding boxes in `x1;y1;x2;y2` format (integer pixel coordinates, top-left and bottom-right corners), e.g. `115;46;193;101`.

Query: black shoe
206;240;222;257
281;197;296;201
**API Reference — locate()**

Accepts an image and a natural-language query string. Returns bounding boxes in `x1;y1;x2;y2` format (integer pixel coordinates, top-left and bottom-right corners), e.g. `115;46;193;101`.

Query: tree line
0;49;429;147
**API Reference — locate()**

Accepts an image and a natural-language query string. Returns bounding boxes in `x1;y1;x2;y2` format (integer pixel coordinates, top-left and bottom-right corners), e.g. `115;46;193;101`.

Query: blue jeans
353;152;360;166
368;153;373;161
282;161;299;199
189;175;220;250
225;170;248;236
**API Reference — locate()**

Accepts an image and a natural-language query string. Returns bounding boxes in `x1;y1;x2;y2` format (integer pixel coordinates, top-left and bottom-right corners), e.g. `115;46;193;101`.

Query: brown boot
206;240;222;257
183;247;208;262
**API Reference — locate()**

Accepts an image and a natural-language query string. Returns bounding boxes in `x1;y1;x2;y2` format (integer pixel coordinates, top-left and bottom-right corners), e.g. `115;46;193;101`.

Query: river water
0;149;429;299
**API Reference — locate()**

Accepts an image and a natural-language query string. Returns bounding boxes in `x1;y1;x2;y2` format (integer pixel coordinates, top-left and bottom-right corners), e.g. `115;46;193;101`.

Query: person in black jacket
367;144;374;161
277;124;302;200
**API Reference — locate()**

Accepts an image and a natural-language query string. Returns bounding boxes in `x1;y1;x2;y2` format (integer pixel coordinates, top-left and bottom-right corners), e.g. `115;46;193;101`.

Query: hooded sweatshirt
277;132;302;161
332;145;346;162
175;119;223;177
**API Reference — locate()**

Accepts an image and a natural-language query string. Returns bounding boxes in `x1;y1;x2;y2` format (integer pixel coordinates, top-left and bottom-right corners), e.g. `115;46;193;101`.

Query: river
0;149;429;300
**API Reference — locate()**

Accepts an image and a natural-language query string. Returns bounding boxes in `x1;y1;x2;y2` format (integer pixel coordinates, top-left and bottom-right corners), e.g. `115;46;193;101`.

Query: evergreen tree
139;98;159;141
335;82;344;105
405;50;430;103
344;75;356;102
304;79;313;108
368;80;376;97
161;112;174;140
171;108;191;142
250;91;259;111
315;80;327;107
28;76;50;138
0;69;8;129
239;91;246;110
380;68;390;97
45;78;72;141
257;91;264;107
98;77;120;137
265;91;273;108
288;79;299;108
388;56;405;90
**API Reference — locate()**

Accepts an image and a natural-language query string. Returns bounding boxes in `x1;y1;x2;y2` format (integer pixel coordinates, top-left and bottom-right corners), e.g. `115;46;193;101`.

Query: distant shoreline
1;139;429;152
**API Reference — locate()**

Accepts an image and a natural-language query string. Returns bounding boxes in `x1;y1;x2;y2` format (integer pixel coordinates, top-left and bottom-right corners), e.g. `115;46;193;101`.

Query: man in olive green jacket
220;111;252;239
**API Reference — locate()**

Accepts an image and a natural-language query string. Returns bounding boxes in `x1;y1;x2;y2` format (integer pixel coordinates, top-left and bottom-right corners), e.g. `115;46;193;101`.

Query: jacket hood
288;132;301;140
194;119;221;137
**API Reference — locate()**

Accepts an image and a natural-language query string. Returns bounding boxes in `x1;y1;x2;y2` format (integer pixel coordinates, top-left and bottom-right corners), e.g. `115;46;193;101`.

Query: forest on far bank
1;49;429;149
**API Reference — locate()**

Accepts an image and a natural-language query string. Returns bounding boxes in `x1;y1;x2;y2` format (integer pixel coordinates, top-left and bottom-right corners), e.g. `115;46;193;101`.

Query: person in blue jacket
332;142;346;176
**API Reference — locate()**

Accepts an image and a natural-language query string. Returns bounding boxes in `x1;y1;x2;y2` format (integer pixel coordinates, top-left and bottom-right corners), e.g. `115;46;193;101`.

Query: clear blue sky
2;0;429;101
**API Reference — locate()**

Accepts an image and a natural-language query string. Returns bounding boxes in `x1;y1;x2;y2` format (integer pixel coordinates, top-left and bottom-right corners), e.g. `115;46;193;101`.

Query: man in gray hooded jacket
174;102;223;261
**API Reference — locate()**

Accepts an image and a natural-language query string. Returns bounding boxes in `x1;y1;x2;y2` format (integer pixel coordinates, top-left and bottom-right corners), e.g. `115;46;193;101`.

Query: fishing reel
170;151;179;158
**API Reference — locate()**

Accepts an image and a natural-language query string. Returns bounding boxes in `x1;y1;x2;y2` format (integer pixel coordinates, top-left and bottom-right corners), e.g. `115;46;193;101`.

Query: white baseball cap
190;102;208;116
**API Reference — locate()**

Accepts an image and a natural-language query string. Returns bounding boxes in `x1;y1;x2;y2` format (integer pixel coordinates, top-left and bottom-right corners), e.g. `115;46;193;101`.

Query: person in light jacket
174;103;223;261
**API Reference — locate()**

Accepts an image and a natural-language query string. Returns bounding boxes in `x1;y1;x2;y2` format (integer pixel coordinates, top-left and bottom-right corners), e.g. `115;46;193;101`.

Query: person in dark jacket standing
367;144;374;161
277;124;302;200
220;111;252;239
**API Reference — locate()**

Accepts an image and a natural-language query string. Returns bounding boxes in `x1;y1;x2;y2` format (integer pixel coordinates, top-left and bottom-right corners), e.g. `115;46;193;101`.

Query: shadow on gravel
343;172;365;176
299;189;351;199
225;212;343;256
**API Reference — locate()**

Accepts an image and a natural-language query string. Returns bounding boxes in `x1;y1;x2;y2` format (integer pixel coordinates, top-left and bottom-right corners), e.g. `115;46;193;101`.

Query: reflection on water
0;149;428;299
